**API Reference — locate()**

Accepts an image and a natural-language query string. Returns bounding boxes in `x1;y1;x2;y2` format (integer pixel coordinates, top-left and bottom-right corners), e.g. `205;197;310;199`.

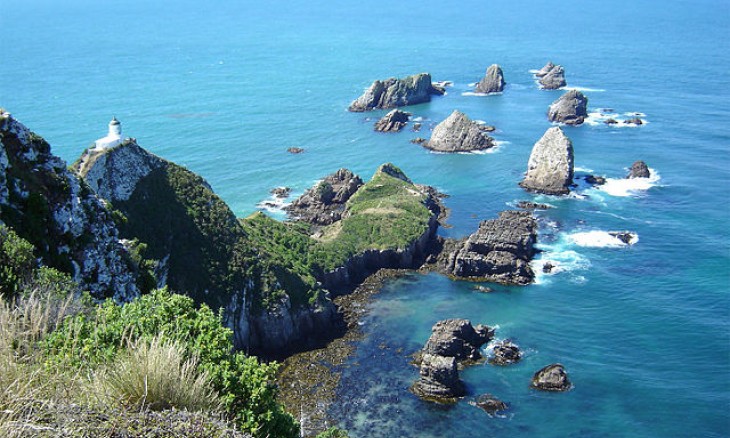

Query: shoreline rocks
519;126;575;195
374;109;410;132
411;354;465;401
441;210;538;285
471;394;508;415
424;110;495;152
475;64;506;94
531;363;572;391
536;62;567;89
627;160;650;178
489;340;522;365
348;73;444;112
547;90;588;125
287;147;304;154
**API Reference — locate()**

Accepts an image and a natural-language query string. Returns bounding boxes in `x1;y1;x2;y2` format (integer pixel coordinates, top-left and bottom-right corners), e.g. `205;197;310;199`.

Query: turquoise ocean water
2;0;729;436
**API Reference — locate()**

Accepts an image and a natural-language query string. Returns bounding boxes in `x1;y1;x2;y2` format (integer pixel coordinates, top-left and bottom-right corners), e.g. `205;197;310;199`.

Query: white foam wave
585;111;648;127
598;168;660;197
459;142;504;155
574;166;594;173
528;69;540;74
560;86;606;92
461;91;503;96
531;244;591;285
568;230;638;248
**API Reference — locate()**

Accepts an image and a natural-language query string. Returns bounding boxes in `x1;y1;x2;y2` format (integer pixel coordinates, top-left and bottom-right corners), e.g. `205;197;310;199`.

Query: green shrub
44;289;299;437
0;225;38;299
316;427;350;438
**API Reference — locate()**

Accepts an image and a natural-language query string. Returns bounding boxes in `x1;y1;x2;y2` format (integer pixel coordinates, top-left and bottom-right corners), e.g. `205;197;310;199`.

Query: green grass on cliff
243;164;434;275
313;164;433;270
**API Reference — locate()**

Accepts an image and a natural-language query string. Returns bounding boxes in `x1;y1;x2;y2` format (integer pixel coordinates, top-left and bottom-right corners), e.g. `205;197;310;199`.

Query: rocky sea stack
411;319;493;402
536;61;567;89
519;126;575;195
475;64;506;94
627;160;651;178
348;73;444;112
531;363;572;391
424;110;495;152
547;90;588;125
442;210;538;285
374;109;410;132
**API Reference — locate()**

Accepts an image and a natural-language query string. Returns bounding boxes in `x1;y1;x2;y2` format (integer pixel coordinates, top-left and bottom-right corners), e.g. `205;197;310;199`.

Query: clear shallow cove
1;0;729;436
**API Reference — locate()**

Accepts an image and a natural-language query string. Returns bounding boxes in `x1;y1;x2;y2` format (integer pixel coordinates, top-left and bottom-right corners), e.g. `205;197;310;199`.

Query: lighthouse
94;117;124;149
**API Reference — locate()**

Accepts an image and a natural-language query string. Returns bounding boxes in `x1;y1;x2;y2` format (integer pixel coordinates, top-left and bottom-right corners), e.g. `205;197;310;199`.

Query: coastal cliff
0;112;140;301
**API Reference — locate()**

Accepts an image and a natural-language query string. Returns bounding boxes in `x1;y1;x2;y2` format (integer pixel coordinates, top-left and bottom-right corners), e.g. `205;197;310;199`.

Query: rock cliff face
519;126;574;195
536;62;567;89
285;169;363;226
374;109;410;132
627;160;650;178
348;73;444;112
475;64;506;94
0;112;140;301
443;211;537;285
411;354;464;401
74;139;337;354
547;90;588;125
424;110;495;152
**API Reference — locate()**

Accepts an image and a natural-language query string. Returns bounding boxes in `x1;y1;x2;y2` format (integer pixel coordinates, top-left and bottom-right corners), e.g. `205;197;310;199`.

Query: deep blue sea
2;0;729;436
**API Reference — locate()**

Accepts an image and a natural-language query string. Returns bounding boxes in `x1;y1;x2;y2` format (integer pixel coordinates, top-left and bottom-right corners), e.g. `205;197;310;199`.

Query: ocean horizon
2;0;729;436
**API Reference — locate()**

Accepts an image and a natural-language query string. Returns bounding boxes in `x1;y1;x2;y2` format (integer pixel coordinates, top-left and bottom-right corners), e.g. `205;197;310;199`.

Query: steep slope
0;111;140;301
74;141;335;353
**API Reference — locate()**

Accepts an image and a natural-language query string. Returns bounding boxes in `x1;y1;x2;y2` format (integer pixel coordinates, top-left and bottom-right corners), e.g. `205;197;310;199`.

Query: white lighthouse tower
94;117;123;149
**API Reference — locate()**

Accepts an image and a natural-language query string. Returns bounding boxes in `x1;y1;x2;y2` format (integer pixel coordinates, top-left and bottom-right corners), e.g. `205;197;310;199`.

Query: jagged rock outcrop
348;73;444;112
0;112;140;301
584;174;606;185
531;363;572;391
444;211;537;285
536;62;567;89
472;394;508;414
519;127;574;195
422;319;494;362
627;160;650;178
535;61;556;77
424;110;495;152
411;354;465;401
411;318;492;402
475;64;506;94
547;90;588;125
489;340;522;365
285;169;363;226
517;201;553;210
374;109;410;132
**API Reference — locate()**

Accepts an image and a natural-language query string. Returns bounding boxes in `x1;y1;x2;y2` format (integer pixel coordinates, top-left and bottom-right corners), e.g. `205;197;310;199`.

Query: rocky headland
547;90;589;125
475;64;506;94
519;126;575;195
423;110;495;152
284;168;363;226
348;73;444;112
535;61;567;89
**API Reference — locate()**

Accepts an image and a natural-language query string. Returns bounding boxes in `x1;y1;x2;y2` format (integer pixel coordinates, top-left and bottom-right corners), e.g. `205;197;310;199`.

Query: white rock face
519;127;574;195
0;113;140;302
76;141;164;201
